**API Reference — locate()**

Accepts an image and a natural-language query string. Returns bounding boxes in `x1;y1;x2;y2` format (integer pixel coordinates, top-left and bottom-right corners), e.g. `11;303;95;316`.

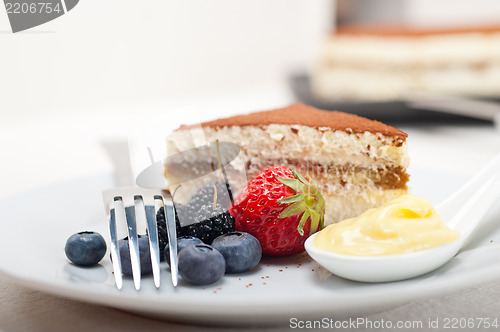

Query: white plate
1;171;500;326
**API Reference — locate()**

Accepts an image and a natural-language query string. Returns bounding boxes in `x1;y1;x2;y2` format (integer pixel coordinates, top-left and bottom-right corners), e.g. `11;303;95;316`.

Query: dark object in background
289;74;495;126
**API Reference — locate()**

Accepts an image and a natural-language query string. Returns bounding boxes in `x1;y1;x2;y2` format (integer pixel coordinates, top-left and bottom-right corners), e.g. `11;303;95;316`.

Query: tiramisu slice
166;103;409;224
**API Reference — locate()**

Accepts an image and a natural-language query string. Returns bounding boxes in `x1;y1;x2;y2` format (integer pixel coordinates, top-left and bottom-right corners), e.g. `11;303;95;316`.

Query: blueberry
65;231;107;266
178;244;225;285
118;235;152;276
211;232;262;274
164;236;203;266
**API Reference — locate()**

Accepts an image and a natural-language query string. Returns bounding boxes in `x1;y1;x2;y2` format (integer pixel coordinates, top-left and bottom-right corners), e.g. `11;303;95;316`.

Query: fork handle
101;140;135;186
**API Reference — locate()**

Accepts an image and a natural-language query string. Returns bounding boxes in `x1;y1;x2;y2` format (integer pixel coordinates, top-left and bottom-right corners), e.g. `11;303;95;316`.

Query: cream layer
323;188;408;225
166;124;409;170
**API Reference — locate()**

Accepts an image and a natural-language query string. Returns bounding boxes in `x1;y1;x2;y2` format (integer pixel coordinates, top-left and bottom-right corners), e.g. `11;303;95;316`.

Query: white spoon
305;154;500;282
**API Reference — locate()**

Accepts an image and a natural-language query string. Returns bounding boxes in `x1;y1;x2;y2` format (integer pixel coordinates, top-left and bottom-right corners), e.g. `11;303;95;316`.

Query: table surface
1;94;500;331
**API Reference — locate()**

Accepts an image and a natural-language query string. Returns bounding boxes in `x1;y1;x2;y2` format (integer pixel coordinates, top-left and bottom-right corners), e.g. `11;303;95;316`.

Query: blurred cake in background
311;24;500;102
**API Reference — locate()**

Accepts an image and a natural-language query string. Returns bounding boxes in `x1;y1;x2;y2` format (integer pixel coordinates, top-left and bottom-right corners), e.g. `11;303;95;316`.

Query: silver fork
102;187;178;290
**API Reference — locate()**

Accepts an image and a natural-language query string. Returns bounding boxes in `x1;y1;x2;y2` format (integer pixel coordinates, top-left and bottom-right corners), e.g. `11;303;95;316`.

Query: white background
3;0;500;119
0;0;333;119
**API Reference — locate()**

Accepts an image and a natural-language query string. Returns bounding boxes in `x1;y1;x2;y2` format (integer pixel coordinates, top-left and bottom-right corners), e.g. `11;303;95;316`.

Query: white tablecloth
1;97;500;331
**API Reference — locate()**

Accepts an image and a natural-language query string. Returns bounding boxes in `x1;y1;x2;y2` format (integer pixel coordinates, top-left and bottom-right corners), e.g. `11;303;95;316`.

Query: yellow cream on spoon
314;195;460;256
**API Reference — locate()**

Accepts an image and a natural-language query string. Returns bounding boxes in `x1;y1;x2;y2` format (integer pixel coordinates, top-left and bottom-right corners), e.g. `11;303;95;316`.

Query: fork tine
155;195;178;287
121;197;140;290
137;195;161;288
109;201;123;290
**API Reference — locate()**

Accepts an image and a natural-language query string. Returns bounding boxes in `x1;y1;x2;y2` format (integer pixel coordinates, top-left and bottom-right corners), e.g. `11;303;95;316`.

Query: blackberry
155;205;184;260
174;202;198;227
156;181;234;251
184;203;235;244
188;180;233;212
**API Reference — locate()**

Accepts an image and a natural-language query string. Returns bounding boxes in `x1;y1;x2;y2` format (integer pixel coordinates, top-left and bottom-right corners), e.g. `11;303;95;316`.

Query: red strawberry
228;166;325;256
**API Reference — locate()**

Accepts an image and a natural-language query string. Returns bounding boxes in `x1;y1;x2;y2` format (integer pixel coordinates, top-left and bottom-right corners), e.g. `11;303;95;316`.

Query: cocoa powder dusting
179;103;407;140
